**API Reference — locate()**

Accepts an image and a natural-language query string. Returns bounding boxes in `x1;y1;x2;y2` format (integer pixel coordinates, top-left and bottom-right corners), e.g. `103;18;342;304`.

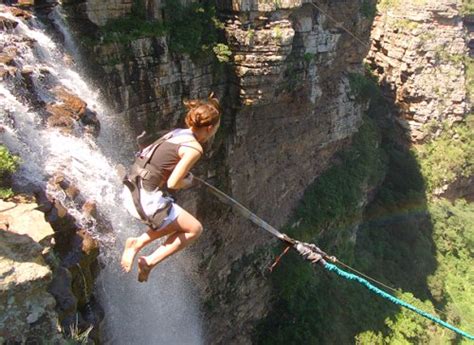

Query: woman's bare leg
137;209;202;282
120;222;177;272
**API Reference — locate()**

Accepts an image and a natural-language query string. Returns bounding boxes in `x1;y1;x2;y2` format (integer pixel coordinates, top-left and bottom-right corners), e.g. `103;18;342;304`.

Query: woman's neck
191;127;208;143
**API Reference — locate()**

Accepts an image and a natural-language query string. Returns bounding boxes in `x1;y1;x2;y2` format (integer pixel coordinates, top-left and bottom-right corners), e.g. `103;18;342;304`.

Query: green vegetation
247;29;255;41
393;18;419;31
377;0;427;12
415;117;474;193
272;25;283;40
0;145;19;199
165;0;221;57
303;52;314;63
213;43;232;63
348;71;380;103
466;57;474;101
462;0;474;15
360;0;377;19
100;0;165;44
255;71;474;343
98;0;231;62
428;199;474;340
377;0;401;11
255;114;388;344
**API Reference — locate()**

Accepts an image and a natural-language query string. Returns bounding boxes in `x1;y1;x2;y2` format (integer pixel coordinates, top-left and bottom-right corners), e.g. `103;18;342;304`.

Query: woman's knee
176;209;203;237
190;221;203;238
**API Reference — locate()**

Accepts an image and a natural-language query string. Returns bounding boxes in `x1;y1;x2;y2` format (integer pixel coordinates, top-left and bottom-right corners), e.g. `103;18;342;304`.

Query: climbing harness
195;177;474;341
123;132;173;229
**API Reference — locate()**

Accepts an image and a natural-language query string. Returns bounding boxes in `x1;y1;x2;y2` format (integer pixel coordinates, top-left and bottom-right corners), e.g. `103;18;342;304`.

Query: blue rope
324;263;474;340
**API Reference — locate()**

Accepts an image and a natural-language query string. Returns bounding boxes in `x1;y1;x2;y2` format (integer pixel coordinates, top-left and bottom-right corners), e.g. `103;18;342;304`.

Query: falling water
0;6;203;344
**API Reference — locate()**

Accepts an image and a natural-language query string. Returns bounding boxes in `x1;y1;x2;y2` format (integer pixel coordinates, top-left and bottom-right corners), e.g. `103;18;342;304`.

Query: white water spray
0;6;203;344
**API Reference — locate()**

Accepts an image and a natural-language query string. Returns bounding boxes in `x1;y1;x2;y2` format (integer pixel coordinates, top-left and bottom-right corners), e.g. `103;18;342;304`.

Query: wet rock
0;15;18;31
46;112;75;129
0;52;15;65
47;86;87;121
81;108;101;136
48;266;77;325
46;86;101;134
21;66;35;91
82;200;97;218
66;184;80;199
77;229;99;257
10;7;34;20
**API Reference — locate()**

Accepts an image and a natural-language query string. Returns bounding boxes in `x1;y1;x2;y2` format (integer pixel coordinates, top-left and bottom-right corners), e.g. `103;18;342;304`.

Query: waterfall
0;6;203;344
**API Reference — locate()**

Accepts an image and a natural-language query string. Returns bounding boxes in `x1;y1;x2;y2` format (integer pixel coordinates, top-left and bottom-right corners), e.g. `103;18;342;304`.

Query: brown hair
184;93;221;128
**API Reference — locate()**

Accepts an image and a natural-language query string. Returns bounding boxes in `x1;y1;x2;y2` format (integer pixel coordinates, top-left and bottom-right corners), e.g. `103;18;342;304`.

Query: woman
121;94;221;282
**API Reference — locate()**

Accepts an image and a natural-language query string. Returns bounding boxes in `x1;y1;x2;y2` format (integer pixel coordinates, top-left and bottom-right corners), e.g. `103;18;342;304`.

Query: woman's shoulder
179;140;203;156
169;128;202;155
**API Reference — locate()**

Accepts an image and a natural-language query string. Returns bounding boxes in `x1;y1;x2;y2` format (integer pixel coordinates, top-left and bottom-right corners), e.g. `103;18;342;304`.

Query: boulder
0;199;54;243
0;228;61;343
47;86;87;121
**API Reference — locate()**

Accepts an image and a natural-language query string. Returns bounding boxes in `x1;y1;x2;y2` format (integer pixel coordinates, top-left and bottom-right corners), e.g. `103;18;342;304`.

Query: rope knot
295;241;328;265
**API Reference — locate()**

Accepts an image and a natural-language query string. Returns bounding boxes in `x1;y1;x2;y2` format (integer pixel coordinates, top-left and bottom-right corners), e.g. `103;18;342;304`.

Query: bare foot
121;238;139;272
137;257;152;283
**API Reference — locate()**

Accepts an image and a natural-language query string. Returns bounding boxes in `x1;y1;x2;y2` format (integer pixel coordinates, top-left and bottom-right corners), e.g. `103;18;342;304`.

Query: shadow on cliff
254;72;439;344
0;229;46;264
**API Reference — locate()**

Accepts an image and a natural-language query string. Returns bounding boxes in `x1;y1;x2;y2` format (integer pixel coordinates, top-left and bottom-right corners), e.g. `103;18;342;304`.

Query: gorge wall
366;0;468;142
60;0;374;343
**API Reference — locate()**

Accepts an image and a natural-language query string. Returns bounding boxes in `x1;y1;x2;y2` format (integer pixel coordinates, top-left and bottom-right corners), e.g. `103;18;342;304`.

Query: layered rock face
199;2;372;342
366;0;468;142
61;0;134;26
0;200;62;343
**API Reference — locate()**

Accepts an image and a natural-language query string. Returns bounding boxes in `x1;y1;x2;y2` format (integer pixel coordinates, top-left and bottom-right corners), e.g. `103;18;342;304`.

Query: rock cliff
4;0;470;343
60;0;374;342
0;199;62;343
366;0;468;142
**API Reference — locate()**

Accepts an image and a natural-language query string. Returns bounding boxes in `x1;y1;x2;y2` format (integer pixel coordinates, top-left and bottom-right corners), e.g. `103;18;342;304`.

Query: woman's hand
182;172;195;189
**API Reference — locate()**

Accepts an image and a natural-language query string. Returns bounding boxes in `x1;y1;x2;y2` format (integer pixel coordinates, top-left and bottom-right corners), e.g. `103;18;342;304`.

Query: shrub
213;43;232;63
415;116;474;193
165;0;223;58
0;145;20;199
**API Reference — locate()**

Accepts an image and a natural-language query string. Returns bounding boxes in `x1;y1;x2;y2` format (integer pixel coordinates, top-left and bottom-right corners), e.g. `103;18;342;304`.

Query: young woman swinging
121;94;221;282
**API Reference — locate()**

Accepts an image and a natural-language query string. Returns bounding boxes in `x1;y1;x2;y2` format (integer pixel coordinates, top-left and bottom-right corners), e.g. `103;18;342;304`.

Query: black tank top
143;129;201;190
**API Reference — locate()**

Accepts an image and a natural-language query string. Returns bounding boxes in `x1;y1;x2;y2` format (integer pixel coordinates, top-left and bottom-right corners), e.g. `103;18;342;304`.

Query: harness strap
123;177;149;222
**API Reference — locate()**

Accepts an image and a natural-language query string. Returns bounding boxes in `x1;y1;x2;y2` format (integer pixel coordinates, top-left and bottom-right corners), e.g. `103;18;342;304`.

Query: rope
335;259;401;295
324;262;474;340
194;176;294;244
196;178;474;341
309;1;370;50
334;259;453;319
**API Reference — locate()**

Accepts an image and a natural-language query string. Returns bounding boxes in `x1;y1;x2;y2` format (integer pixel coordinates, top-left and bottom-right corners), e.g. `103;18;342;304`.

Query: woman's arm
167;147;202;189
